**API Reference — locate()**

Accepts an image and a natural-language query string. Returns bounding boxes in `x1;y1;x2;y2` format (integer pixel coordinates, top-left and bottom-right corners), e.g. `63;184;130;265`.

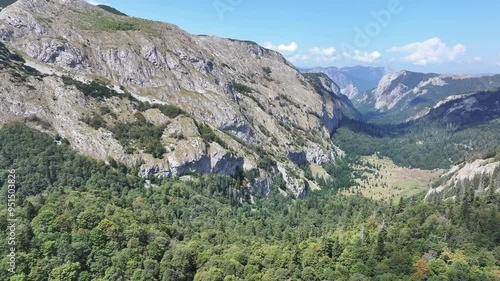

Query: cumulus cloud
310;47;336;56
287;54;311;63
344;50;381;63
389;37;466;65
473;56;481;62
307;46;337;62
263;42;298;54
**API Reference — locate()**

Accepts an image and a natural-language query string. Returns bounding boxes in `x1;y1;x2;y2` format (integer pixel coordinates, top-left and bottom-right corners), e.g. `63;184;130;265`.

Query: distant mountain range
301;66;500;124
299;66;386;100
355;70;500;123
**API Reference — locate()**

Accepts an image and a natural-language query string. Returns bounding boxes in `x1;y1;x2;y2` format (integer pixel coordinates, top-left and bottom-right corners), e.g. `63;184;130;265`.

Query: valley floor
343;155;443;202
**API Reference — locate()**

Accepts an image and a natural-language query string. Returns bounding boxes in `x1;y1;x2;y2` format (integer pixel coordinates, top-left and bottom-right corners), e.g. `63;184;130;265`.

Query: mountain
340;65;386;91
355;70;500;123
0;0;346;196
300;66;385;100
332;88;500;170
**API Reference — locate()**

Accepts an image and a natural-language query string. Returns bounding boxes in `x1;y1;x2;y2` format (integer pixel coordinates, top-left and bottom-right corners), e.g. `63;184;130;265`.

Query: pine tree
375;227;387;260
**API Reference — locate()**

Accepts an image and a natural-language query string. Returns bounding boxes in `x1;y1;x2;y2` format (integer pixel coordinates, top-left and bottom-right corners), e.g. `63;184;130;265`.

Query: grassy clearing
343;154;443;202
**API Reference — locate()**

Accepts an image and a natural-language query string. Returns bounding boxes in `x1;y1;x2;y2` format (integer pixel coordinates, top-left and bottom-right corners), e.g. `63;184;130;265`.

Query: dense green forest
332;117;500;170
1;124;499;281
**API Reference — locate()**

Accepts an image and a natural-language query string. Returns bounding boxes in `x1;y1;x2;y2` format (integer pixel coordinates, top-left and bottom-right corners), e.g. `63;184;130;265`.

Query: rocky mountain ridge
355;70;500;123
0;0;346;196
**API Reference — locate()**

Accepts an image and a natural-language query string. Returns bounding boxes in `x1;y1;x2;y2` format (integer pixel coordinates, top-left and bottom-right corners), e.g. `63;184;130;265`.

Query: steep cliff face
0;0;344;195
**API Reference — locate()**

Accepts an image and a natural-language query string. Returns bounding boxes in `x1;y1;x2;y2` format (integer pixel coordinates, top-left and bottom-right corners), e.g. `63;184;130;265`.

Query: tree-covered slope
1;124;499;280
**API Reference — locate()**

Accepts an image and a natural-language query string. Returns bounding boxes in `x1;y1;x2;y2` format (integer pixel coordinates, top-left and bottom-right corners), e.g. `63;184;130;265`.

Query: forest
332;117;500;170
0;124;499;281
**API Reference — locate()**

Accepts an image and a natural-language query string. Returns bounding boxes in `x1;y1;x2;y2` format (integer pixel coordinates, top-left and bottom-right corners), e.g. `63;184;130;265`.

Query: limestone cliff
425;156;500;201
0;0;344;195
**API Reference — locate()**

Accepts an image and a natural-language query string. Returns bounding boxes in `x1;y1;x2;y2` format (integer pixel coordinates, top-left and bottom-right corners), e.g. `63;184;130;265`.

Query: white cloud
263;41;298;54
307;47;337;62
389;37;465;65
310;47;336;56
287;54;310;63
473;56;481;62
348;50;381;63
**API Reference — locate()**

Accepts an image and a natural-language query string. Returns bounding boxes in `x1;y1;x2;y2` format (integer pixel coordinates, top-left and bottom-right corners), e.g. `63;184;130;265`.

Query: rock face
425;157;500;201
0;0;345;196
355;70;500;123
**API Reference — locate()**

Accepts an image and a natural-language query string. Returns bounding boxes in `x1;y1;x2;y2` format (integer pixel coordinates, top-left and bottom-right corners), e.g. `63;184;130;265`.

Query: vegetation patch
81;113;107;130
195;121;228;149
94;17;139;31
62;76;121;100
251;145;276;172
333;117;500;169
136;101;186;119
233;81;253;94
111;121;167;158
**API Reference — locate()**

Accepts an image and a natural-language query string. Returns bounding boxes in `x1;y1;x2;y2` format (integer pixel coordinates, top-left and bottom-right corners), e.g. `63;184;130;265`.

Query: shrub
81;114;106;129
262;66;272;75
233;82;253;94
110;122;166;159
62;76;120;100
159;104;186;119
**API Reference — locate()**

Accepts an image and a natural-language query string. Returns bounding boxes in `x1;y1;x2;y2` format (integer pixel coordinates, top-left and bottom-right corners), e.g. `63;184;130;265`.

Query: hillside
0;0;348;195
302;72;363;120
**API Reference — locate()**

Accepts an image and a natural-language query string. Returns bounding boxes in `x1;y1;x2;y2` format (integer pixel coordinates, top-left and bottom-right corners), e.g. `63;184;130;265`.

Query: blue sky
87;0;500;74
